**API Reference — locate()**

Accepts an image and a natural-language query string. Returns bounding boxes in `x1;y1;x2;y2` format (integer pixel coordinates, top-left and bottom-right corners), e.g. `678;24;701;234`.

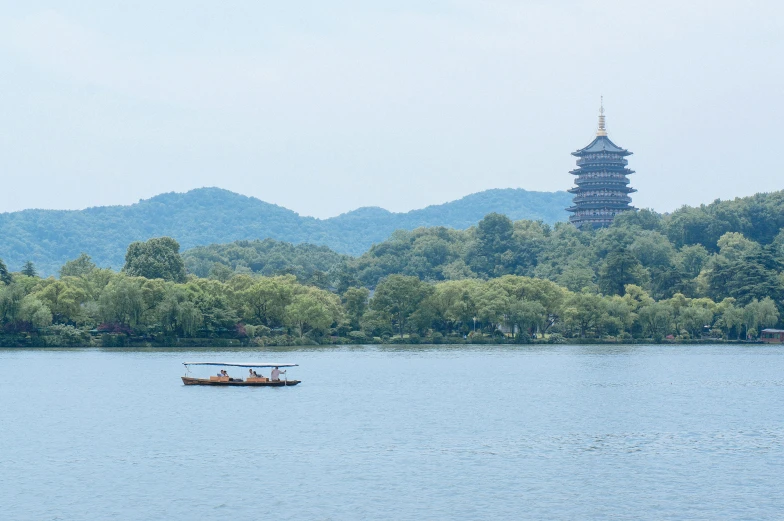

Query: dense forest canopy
1;190;783;346
0;187;571;275
333;191;784;295
183;239;349;285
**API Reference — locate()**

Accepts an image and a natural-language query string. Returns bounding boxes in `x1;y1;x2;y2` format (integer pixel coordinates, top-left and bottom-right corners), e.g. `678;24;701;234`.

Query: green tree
285;288;342;338
157;287;203;337
476;213;515;255
20;295;53;329
473;283;510;332
598;249;647;296
60;253;97;278
602;295;634;336
240;276;294;326
637;301;674;341
563;291;605;338
557;263;596;293
755;297;780;329
612;208;663;230
185;278;239;334
47;324;89;347
0;283;26;325
208;263;234;282
706;248;783;305
370;275;433;337
0;258;12;285
507;300;547;341
489;276;567;322
629;231;675;269
123;237;186;282
717;232;759;261
471;213;516;276
742;298;780;339
360;308;394;338
718;303;744;340
99;275;144;327
680;299;715;338
421;279;480;335
677;245;709;278
21;261;38;278
343;287;370;330
34;279;87;324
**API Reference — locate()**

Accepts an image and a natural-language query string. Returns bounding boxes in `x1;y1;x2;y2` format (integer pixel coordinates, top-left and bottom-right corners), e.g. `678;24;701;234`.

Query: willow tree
0;258;11;285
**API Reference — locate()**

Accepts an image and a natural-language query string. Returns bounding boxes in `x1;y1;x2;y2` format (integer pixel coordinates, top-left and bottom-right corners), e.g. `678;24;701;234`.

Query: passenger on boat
271;367;286;381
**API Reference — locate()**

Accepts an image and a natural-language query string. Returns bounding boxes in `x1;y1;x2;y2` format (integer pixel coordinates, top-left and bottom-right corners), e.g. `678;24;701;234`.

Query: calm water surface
2;345;783;520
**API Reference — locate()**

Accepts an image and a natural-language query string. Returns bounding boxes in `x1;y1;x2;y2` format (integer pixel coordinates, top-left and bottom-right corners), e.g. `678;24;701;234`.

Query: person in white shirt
270;367;286;381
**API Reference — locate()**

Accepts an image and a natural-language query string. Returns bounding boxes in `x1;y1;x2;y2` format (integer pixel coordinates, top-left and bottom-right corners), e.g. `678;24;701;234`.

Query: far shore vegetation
1;190;784;347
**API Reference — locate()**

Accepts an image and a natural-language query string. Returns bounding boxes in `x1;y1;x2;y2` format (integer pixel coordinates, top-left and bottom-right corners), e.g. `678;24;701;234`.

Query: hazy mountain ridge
0;187;572;275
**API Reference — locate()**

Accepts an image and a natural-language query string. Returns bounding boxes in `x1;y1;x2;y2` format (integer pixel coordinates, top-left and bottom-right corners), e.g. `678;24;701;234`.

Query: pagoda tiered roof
568;167;635;175
567;205;637;212
571;135;631;157
567;185;636;194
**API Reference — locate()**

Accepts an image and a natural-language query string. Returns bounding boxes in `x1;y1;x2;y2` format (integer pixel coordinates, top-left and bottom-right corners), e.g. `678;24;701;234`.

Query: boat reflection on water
181;362;300;386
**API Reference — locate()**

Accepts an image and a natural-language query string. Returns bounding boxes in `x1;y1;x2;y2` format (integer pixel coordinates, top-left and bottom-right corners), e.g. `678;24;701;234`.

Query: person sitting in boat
271;367;286;381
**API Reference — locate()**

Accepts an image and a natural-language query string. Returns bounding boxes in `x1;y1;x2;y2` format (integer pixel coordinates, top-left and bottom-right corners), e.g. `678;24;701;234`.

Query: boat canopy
183;362;298;368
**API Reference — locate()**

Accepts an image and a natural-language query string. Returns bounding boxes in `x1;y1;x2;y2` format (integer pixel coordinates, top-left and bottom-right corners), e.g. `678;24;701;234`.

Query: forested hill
328;188;570;235
0;187;572;275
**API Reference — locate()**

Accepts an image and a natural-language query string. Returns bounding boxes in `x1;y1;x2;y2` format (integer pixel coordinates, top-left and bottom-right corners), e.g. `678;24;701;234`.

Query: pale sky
1;1;782;218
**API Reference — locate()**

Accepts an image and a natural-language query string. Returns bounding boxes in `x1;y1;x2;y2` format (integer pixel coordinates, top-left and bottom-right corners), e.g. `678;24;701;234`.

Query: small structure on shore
760;329;784;343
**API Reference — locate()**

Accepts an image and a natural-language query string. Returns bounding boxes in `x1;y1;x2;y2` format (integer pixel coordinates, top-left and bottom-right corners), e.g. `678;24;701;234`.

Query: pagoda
566;100;636;229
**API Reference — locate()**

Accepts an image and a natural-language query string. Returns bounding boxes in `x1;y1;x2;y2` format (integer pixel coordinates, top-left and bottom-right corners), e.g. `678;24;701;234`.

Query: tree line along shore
1;191;784;347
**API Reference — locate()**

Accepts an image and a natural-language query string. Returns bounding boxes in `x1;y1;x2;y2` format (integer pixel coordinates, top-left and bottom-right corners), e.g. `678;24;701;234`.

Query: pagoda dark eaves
566;102;636;229
571;135;631;157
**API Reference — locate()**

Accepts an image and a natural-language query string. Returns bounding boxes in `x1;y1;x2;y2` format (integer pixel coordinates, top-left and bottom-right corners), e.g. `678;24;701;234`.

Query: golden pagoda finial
597;96;607;136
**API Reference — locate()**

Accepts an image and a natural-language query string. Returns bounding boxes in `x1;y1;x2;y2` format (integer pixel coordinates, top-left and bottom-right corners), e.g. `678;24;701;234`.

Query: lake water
2;345;783;520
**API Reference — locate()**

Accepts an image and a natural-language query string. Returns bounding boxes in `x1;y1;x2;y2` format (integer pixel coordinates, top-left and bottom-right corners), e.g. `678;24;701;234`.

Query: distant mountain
328;188;571;237
0;187;572;275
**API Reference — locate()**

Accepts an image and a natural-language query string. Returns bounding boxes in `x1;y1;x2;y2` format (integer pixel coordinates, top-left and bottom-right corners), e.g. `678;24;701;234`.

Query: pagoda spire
596;96;607;136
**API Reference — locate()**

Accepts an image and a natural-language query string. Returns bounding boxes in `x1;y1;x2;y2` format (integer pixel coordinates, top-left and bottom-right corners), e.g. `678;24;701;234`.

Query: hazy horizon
2;2;782;218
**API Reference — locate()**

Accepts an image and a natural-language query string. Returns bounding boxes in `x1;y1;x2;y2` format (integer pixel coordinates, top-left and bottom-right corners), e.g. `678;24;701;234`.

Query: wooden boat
181;362;300;386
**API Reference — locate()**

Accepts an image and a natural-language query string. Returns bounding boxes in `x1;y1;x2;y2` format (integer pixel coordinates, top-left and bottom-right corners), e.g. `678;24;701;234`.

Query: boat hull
182;377;300;386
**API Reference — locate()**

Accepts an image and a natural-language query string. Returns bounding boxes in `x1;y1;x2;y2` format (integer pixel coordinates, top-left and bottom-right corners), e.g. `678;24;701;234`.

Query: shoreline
0;336;768;348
